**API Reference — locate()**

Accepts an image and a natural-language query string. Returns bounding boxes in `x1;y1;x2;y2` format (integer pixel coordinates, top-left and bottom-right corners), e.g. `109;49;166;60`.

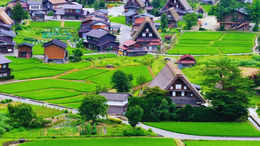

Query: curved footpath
1;93;260;140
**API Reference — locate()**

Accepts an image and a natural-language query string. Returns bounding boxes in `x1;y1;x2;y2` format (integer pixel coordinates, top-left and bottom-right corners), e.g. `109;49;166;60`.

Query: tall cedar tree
203;57;252;121
161;13;168;32
126;105;144;127
79;95;108;125
112;71;132;92
248;0;260;31
11;3;28;23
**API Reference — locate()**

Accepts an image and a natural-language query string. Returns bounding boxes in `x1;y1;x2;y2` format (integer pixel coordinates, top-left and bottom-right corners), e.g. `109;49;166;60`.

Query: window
3;73;7;77
181;91;185;96
2;64;6;69
0;74;2;77
176;84;182;89
172;91;176;96
149;33;153;37
191;93;193;97
142;33;146;37
184;86;187;90
146;28;149;32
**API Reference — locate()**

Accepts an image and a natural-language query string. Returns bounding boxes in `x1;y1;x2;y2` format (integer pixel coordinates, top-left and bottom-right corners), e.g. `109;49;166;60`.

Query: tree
202;57;252;121
248;0;260;31
112;71;132;92
159;99;171;120
79;95;108;125
183;13;198;30
160;13;168;32
11;3;28;23
69;49;83;62
126;105;144;127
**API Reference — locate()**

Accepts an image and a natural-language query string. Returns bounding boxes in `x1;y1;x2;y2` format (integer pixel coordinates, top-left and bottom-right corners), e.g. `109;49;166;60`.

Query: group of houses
6;0;86;21
79;9;120;51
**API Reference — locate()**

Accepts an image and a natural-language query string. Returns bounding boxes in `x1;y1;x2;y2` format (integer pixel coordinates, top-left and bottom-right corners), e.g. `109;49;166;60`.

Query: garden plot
167;32;256;55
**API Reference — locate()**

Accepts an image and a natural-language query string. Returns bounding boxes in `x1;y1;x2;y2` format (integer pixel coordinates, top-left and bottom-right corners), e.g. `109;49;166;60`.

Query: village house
99;92;130;115
79;15;110;38
161;0;193;16
149;61;206;107
0;9;16;54
118;40;147;56
132;14;155;32
43;39;68;63
132;17;161;53
162;7;180;28
219;9;250;31
0;55;13;80
17;43;34;58
124;0;145;12
125;10;137;25
84;29;119;51
176;55;196;68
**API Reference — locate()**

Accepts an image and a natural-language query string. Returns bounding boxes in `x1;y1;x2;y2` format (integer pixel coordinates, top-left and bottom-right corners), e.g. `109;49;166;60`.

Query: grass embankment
184;140;260;146
19;138;176;146
167;32;256;55
109;16;126;25
144;121;260;137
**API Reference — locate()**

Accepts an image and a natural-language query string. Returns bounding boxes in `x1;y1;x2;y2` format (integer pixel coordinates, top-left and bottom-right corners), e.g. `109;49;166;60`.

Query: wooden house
118;40;147;56
0;8;16;54
17;43;34;58
163;7;180;28
149;61;206;107
219;9;250;31
0;55;13;80
85;29;119;51
125;10;137;25
124;0;145;12
161;0;193;16
99;92;130;115
43;39;68;63
132;17;161;53
177;55;196;68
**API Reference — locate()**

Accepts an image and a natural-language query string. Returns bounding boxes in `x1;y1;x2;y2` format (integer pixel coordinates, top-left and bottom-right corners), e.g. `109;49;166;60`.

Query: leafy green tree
183;13;198;30
69;49;83;62
79;95;108;125
112;71;132;92
11;3;28;23
152;0;161;9
248;0;260;31
202;57;252;121
136;75;147;86
159;98;171;120
160;13;168;32
126;105;144;127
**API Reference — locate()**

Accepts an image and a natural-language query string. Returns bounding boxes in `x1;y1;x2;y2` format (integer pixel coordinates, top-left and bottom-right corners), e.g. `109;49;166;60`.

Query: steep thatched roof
168;7;180;21
132;17;161;40
0;8;14;25
149;61;206;103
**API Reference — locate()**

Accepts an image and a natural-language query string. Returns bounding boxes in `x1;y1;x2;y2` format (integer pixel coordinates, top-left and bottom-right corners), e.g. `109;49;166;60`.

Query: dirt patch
239;67;259;77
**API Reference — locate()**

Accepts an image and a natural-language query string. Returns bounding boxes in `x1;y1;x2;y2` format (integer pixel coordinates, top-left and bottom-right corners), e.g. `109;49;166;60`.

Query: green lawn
185;140;260;146
60;68;109;80
0;79;96;93
167;32;256;55
0;139;12;146
144;121;260;137
19;138;176;146
0;0;9;6
109;16;126;25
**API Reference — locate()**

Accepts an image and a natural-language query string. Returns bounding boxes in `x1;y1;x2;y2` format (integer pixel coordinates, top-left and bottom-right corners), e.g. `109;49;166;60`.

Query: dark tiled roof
86;29;109;38
18;43;34;48
43;39;67;49
0;29;16;37
125;10;137;16
99;92;130;102
0;55;11;64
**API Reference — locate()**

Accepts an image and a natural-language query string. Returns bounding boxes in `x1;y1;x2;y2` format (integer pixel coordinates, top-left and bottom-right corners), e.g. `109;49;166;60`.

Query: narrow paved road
1;93;260;140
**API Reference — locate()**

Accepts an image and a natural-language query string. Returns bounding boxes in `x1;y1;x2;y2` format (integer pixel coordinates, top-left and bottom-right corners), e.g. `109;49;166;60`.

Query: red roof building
177;55;196;68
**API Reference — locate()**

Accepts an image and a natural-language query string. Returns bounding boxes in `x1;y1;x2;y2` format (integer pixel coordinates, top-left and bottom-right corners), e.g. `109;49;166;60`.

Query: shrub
123;127;146;136
0;99;12;104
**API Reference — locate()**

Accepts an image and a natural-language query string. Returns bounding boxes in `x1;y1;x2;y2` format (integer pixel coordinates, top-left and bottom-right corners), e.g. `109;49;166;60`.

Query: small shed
99;92;130;115
17;43;34;58
177;55;196;68
43;39;68;63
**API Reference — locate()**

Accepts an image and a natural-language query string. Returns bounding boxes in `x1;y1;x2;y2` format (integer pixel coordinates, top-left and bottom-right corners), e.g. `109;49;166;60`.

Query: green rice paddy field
167;32;257;55
19;138;176;146
185;140;260;146
144;122;260;137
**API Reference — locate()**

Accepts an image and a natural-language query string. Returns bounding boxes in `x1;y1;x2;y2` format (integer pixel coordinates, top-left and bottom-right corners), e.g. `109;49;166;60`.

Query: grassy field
19;138;176;146
144;121;260;137
167;32;256;55
185;140;260;146
0;0;9;6
109;16;126;25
